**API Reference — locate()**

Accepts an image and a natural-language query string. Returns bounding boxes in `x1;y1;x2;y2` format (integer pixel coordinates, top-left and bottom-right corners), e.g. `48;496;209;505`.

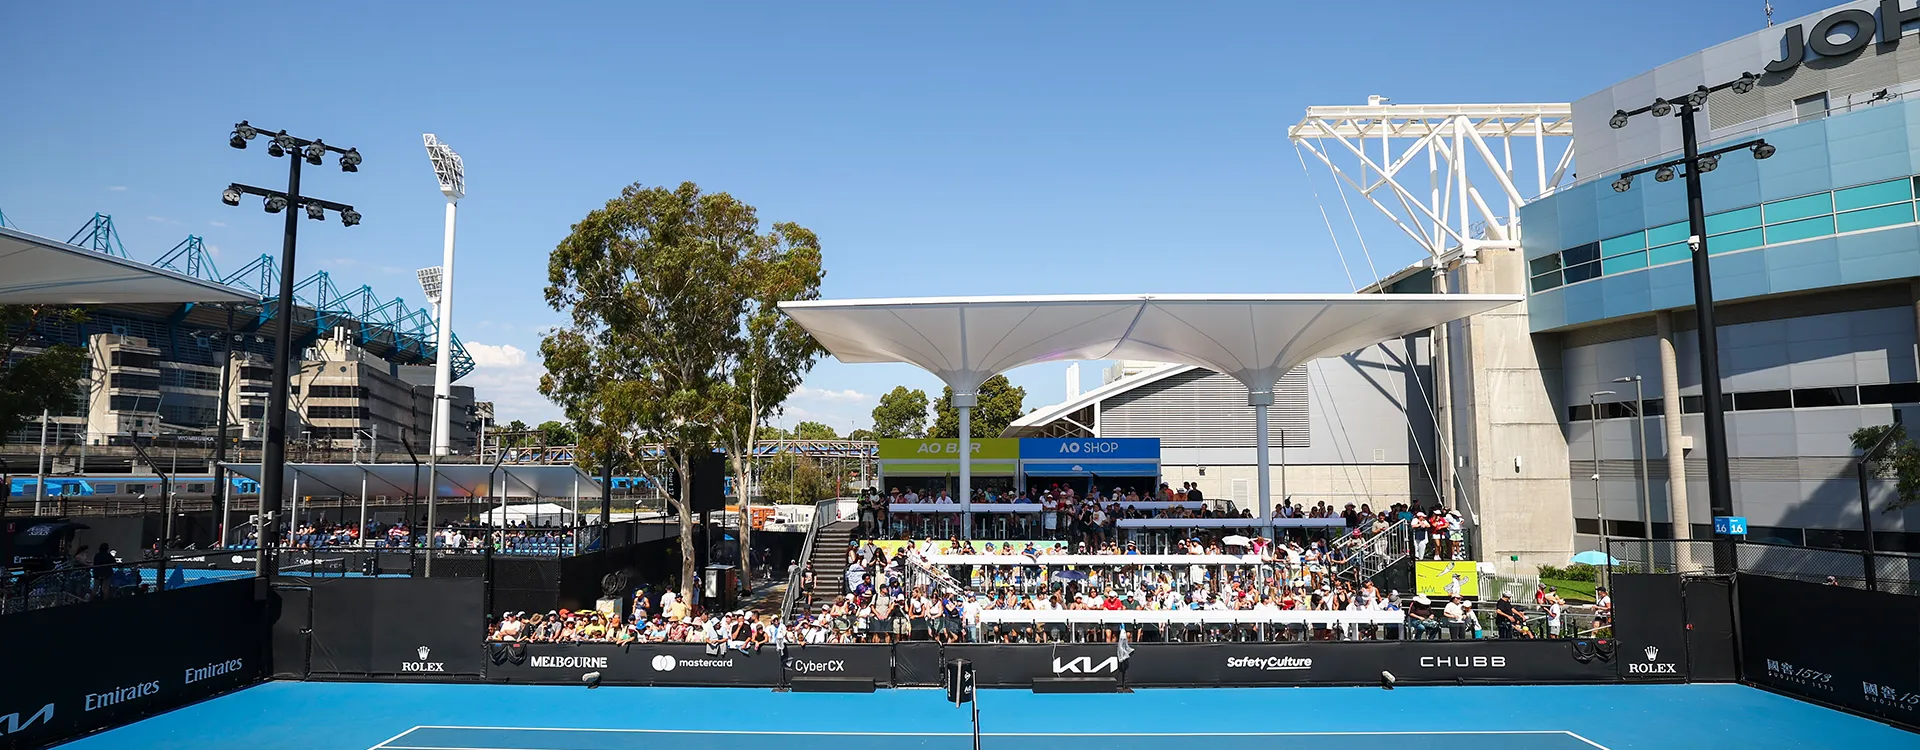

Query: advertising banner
781;645;893;686
1414;561;1479;598
1019;438;1160;461
305;577;485;678
943;644;1126;687
1609;574;1689;682
1127;641;1617;687
0;579;263;750
878;439;1020;461
489;643;783;687
1738;574;1920;725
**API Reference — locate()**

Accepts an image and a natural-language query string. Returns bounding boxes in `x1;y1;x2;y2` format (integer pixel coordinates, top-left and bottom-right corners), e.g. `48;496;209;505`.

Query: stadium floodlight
1609;109;1630;129
1696;154;1719;173
1611;175;1633;193
422;134;465;456
1654;166;1675;183
416;266;444;304
1730;71;1758;94
1686;85;1712;109
1649;98;1673;117
339;147;362;173
218;121;360;581
1752;142;1776;159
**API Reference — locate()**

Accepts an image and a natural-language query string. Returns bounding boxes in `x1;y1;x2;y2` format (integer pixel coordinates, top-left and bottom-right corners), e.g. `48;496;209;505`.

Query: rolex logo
418;646;432;660
1644;646;1658;661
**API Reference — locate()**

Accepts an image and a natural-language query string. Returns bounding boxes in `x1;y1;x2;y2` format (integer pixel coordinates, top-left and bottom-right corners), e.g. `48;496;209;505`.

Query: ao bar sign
1766;2;1920;74
876;439;1019;460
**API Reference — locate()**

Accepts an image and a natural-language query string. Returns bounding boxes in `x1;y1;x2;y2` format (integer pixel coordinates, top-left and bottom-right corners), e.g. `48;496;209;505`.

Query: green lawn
1539;578;1597;603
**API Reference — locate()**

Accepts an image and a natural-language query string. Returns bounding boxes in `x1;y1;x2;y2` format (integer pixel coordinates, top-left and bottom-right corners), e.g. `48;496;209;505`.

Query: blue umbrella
1570;550;1618;566
1052;570;1088;581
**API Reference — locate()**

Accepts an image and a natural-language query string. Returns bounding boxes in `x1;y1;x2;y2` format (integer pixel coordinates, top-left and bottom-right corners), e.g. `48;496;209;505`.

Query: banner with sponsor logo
0;578;262;750
1414;561;1479;598
781;645;893;686
488;643;782;687
303;577;484;679
1610;573;1689;682
1125;640;1618;687
1738;574;1920;726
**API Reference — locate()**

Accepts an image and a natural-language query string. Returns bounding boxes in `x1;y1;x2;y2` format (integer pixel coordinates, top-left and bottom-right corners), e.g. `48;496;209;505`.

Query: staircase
799;520;856;616
1329;518;1413;584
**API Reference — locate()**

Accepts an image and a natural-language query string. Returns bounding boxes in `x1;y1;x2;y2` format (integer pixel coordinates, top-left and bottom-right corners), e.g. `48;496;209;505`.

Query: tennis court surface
58;682;1919;749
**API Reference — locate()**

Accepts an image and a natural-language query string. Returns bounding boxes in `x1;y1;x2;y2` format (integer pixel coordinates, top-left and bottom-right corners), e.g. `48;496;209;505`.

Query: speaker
687;452;726;514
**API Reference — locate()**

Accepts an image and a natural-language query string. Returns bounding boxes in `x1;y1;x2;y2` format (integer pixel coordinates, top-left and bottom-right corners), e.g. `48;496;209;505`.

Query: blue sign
1020;438;1160;461
1713;516;1748;535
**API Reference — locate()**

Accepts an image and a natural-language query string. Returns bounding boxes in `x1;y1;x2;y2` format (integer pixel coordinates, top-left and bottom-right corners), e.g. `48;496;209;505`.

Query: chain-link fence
1608;538;1920;595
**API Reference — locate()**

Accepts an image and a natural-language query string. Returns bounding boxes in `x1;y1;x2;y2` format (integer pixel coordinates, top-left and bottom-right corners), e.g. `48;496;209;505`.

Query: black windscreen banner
489;643;783;687
0;579;263;750
305;577;484;678
892;642;943;686
1610;573;1689;682
782;645;892;686
1738;573;1920;725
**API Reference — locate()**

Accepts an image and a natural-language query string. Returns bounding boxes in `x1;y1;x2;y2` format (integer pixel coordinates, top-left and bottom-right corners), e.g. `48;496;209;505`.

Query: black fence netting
1738;573;1920;726
1609;539;1920;596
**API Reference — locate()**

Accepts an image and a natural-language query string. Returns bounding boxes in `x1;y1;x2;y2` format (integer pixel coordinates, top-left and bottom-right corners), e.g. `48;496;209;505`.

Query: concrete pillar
1431;263;1454;510
1656;311;1691;541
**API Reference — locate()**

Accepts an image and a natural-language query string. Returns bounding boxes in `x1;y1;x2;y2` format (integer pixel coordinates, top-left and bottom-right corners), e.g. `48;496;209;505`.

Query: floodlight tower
422;134;464;457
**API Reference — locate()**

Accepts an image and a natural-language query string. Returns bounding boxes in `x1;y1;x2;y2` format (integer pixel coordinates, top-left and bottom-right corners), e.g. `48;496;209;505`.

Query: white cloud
465;342;529;368
144;215;179;225
792;385;873;403
205;244;223;258
208;220;228;228
109;186;128;192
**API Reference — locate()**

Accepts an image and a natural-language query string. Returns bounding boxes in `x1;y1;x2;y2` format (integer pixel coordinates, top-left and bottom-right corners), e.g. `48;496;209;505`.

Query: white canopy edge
923;553;1262;566
977;609;1404;625
0;226;257;305
224;462;599;499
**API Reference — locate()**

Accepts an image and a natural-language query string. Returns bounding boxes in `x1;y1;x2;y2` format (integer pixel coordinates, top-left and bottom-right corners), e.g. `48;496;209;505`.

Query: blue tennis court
57;682;1920;750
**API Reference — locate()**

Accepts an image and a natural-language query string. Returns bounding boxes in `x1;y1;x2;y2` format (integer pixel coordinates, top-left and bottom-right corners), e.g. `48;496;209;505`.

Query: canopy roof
0;226;256;305
780;293;1521;394
224;462;598;499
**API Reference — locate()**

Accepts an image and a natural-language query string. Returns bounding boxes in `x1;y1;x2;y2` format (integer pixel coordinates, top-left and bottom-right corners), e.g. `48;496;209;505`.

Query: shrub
1536;563;1599;583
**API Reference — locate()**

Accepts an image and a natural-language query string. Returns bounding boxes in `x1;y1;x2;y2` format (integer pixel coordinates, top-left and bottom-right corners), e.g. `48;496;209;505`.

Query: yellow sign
1415;560;1480;598
877;438;1019;461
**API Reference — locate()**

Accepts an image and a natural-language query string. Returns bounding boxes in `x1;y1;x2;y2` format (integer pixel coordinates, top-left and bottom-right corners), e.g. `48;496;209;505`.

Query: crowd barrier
0;578;263;749
477;639;1627;689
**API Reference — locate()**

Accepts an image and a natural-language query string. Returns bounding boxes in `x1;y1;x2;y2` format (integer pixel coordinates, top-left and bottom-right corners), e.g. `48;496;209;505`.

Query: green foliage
793;421;838;440
757;453;837;505
929;375;1026;439
0;306;87;444
870;386;928;439
1852;424;1920;511
536;420;575;446
848;428;874;442
1536;563;1600;583
541;181;821;600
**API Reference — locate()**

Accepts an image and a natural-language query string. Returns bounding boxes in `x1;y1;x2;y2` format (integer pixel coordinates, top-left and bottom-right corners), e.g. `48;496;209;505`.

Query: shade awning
0;226;257;305
223;462;599;499
780;293;1521;393
1022;462;1159;477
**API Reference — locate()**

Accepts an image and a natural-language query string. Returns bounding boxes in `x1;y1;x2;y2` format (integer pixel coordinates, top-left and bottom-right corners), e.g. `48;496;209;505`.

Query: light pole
422;134;464;458
223;121;362;580
1612;376;1652;540
1610;74;1776;571
1589;390;1616;554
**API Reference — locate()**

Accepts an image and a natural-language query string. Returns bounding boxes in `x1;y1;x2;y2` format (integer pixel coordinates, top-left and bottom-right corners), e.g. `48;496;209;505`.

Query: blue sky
0;1;1828;431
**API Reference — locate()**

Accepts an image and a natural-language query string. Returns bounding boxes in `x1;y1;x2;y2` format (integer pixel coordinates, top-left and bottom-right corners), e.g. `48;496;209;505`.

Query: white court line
367;725;424;749
373;726;1611;749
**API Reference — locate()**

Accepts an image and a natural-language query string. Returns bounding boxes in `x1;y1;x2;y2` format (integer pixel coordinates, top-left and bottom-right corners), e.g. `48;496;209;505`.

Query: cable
1291;141;1361;291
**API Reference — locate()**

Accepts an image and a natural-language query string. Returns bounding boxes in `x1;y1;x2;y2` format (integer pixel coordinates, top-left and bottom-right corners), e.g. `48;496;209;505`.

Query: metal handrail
779;497;845;620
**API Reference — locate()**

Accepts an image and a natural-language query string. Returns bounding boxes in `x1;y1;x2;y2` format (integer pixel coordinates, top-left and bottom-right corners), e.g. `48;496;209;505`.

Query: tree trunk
733;454;753;597
676;454;698;607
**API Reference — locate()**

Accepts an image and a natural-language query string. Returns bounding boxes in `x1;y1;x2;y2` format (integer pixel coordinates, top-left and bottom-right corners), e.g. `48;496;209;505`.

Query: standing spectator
1494;592;1523;639
1443;595;1470;639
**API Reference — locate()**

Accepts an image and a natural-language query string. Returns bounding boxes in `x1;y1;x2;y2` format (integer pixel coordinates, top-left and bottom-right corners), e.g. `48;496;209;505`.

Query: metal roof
779;293;1522;393
0;226;256;305
224;462;599;499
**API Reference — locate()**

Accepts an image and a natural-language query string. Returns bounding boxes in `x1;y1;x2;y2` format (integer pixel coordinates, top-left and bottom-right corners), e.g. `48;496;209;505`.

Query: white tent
480;503;578;527
0;226;256;304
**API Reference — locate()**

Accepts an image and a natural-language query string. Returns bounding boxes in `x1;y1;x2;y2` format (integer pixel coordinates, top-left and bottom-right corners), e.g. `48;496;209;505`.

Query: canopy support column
1250;388;1274;541
359;467;369;548
956;391;976;540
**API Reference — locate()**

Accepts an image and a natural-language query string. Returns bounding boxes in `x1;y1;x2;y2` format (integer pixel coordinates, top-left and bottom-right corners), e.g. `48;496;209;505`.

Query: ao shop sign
1019;438;1160;460
1767;2;1920;73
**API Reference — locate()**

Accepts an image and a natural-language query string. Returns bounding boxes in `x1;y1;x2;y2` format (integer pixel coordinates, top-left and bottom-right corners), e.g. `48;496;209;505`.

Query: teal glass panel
1705;206;1762;235
1706;228;1763;254
1835;202;1915;233
1833;178;1913;211
1601;251;1647;275
1530;272;1562;292
1766;215;1836;244
1646;221;1688;247
1762;193;1833;223
1599;232;1645;257
1648;243;1689;265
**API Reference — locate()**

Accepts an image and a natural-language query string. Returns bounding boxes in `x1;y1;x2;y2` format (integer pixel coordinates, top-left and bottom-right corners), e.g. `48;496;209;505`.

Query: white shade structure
0;226;256;305
780;293;1521;533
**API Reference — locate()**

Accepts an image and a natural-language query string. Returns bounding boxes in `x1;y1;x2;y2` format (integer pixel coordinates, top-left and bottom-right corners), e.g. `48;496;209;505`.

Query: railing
1325;518;1412;583
1608;538;1920;596
1;551;255;616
